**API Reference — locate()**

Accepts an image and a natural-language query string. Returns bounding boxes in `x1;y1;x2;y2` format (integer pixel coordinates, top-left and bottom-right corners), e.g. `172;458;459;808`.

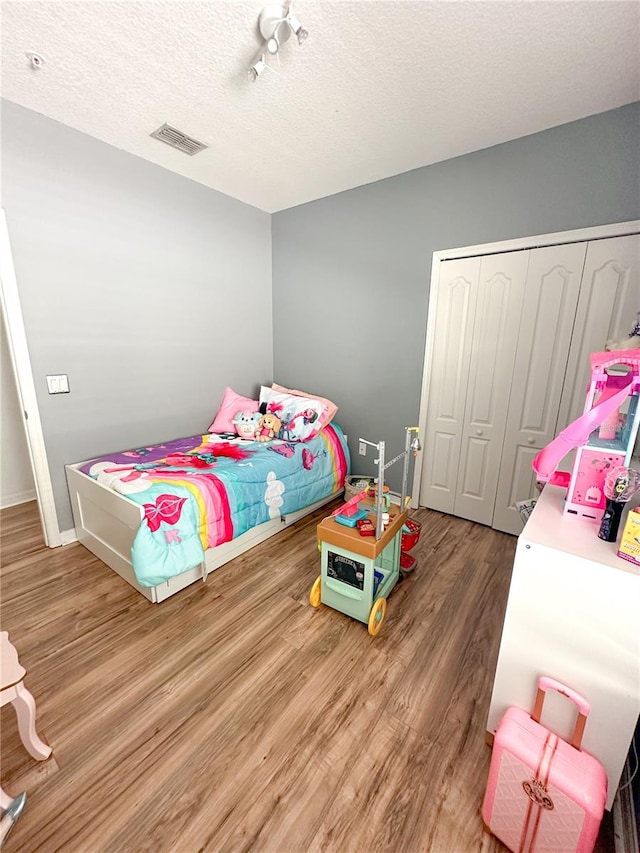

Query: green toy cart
309;426;420;636
311;503;407;635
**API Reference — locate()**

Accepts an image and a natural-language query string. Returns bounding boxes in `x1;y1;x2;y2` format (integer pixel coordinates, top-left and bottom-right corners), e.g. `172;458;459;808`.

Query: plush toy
605;311;640;352
232;411;261;440
256;412;282;442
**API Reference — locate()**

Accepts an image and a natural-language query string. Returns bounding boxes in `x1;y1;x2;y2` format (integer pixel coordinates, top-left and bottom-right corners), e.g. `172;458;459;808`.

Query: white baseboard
59;528;78;546
0;488;36;509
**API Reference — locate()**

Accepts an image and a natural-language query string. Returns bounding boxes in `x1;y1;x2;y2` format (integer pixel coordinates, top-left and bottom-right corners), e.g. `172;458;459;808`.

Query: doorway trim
0;209;61;546
412;218;640;508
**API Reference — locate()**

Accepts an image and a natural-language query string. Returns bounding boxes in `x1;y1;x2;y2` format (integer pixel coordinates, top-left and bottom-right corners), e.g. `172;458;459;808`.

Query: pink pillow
209;387;259;433
271;383;338;429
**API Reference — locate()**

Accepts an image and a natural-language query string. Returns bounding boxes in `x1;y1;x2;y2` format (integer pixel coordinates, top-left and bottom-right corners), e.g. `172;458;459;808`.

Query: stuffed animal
256;412;282;442
605;311;640;352
232;411;261;440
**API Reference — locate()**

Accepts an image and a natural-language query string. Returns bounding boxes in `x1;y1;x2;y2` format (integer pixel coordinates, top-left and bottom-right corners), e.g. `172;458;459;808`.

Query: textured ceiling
1;1;639;212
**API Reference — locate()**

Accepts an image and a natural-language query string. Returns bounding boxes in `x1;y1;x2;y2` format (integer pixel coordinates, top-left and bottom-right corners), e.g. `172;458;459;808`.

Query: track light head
287;12;308;45
248;54;267;82
266;34;280;55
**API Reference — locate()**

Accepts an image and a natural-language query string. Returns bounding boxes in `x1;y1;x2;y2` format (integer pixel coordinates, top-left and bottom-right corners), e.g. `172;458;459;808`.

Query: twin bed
66;423;349;603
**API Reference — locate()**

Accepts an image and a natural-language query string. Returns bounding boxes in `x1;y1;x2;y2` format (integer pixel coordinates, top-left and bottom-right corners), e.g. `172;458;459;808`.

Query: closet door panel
558;235;640;431
454;251;528;525
420;257;480;513
492;243;587;535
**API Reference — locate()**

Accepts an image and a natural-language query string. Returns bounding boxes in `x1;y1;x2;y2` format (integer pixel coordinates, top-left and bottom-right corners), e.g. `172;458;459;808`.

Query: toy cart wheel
309;576;322;608
368;597;387;636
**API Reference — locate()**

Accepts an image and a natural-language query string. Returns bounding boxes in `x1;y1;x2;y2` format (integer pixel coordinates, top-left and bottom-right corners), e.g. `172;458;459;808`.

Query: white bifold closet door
556;235;640;433
421;233;639;535
453;252;528;525
420;251;527;522
491;243;587;535
420;256;481;515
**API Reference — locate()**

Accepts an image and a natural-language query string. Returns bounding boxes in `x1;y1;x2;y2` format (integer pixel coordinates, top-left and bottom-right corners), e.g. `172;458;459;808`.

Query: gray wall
272;102;640;490
3;100;639;531
1;100;272;531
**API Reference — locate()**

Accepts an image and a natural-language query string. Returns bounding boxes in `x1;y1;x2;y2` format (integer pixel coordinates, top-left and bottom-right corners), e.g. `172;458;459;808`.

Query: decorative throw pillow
259;386;326;442
271;383;338;430
209;387;259;433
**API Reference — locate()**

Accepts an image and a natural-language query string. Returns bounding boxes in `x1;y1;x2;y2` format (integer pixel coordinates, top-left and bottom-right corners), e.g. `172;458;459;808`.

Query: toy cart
309;427;420;636
312;502;407;635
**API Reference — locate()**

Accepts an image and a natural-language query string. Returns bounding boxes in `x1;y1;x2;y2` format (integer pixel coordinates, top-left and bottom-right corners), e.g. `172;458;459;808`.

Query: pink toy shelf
533;349;640;524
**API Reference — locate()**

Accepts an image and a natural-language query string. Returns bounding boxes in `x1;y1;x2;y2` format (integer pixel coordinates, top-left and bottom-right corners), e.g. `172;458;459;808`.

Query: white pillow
259;386;325;442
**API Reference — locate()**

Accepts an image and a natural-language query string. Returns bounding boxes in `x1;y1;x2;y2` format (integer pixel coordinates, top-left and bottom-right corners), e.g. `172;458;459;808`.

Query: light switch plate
46;374;70;394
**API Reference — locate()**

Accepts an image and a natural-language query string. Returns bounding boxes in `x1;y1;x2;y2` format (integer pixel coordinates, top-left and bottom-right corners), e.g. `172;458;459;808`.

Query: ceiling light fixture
248;2;308;82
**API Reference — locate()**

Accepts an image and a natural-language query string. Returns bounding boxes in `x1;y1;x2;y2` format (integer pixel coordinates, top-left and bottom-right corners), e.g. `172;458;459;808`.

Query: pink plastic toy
483;676;607;853
532;349;640;523
331;489;368;518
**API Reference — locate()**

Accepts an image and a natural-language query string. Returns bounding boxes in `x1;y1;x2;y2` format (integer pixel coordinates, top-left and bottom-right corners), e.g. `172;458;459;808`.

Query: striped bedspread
80;424;350;586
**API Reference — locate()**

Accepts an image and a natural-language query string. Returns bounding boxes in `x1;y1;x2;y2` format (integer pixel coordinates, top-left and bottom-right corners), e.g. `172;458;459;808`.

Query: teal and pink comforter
80;424;349;587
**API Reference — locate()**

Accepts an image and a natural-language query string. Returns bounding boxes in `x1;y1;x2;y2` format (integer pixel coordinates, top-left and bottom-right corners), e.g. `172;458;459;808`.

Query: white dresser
486;484;640;810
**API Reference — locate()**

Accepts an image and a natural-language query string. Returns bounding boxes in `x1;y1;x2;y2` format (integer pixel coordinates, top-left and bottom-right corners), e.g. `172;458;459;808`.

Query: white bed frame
66;463;342;603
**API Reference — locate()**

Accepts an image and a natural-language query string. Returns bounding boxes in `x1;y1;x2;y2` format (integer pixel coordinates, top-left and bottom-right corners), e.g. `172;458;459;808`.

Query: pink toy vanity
0;632;51;809
534;349;640;524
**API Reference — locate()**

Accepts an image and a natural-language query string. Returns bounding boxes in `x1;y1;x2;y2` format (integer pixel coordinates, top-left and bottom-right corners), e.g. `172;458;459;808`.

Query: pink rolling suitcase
482;677;607;853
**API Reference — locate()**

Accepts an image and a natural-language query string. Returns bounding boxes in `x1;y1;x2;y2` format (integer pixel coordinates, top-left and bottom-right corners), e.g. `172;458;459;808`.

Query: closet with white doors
419;232;639;536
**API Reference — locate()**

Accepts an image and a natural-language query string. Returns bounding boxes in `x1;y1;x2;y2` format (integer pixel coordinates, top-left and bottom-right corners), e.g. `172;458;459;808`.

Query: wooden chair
0;631;51;809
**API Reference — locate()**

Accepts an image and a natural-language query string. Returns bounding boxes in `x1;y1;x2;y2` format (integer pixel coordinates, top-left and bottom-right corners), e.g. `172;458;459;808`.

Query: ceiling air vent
150;123;207;156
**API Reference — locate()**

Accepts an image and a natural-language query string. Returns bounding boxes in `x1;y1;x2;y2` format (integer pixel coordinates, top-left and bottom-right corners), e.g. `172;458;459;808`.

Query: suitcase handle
531;677;590;750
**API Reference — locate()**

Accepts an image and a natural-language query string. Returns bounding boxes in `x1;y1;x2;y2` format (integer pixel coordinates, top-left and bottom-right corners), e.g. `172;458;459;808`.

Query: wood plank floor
0;501;615;852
